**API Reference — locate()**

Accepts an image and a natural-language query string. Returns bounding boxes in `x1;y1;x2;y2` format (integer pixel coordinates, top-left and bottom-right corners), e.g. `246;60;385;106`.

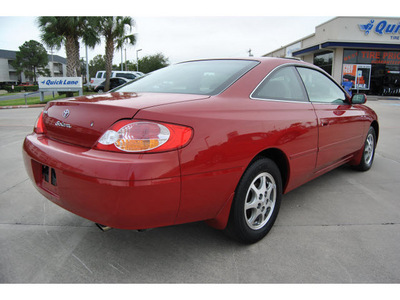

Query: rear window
115;60;259;95
116;73;136;79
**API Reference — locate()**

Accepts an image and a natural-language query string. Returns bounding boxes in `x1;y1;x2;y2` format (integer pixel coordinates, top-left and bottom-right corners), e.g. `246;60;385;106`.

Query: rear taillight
94;120;193;153
34;111;46;134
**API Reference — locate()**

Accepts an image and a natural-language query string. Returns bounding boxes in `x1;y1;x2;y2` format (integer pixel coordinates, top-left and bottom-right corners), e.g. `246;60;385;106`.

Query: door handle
320;119;329;127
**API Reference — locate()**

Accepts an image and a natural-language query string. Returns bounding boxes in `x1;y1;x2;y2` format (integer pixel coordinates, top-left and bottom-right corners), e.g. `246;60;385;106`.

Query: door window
297;67;346;104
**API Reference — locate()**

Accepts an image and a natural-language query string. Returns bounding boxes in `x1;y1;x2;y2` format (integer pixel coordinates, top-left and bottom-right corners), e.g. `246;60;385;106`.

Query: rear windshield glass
116;73;136;79
115;60;259;95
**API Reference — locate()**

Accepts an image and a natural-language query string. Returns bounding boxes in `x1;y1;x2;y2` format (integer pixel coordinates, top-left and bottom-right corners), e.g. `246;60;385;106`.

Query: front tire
226;158;282;244
355;126;376;171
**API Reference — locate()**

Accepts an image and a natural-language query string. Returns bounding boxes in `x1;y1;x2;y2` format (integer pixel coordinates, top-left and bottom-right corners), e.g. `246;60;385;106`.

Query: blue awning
292;45;320;56
321;41;400;49
292;41;400;56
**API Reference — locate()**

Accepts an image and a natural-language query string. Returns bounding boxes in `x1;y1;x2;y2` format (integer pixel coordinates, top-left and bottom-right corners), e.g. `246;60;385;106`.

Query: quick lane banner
38;77;82;89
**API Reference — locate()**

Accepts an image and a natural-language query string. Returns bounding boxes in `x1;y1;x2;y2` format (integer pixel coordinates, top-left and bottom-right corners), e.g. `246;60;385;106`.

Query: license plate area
42;165;57;186
40;164;58;196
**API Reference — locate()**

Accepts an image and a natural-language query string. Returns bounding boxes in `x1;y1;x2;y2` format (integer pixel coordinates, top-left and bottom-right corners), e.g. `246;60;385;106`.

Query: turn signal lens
95;120;193;153
34;111;46;134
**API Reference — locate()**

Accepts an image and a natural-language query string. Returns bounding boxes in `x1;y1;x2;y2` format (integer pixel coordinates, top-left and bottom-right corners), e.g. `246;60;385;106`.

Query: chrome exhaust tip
95;223;113;232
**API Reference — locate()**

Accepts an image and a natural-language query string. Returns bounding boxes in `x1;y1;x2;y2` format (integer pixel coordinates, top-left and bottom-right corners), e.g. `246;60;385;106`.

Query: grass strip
0;92;96;106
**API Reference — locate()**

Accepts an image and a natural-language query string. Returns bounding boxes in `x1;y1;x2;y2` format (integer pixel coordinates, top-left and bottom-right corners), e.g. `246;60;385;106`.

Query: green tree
89;54;106;78
80;58;87;81
137;53;169;74
116;53;169;73
91;17;136;91
37;17;99;77
12;40;50;83
116;60;136;72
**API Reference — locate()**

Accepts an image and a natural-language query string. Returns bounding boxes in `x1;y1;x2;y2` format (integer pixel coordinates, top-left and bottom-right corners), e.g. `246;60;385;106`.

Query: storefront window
314;51;333;75
343;49;400;96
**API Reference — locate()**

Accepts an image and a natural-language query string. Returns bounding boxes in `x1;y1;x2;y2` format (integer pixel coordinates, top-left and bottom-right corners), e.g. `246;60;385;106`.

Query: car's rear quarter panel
136;94;319;224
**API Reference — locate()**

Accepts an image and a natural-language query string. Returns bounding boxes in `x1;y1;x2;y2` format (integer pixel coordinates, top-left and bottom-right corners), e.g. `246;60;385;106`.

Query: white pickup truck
89;71;144;88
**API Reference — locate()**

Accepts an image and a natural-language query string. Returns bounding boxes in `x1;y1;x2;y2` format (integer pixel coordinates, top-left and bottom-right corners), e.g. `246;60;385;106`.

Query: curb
0;104;46;109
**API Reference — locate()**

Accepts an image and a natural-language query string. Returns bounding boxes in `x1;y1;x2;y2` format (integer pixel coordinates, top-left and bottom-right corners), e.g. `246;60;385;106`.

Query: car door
296;67;366;171
250;66;319;191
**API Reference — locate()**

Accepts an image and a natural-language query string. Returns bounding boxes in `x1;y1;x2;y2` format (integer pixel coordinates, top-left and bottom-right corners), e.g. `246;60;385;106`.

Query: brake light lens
95;120;193;153
34;111;46;134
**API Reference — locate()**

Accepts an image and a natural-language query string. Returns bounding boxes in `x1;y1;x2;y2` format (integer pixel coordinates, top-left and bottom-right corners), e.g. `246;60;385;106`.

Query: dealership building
264;17;400;96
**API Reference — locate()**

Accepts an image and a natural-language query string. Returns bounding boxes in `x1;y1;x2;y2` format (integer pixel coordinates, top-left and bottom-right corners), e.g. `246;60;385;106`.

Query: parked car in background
23;58;378;244
93;77;130;93
90;71;143;88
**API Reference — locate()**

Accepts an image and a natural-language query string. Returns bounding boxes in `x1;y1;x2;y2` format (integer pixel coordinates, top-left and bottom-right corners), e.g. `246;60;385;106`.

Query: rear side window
252;66;307;102
297;67;346;104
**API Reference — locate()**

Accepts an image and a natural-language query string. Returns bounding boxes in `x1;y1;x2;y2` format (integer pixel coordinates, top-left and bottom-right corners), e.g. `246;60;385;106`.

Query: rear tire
354;126;376;171
226;158;282;244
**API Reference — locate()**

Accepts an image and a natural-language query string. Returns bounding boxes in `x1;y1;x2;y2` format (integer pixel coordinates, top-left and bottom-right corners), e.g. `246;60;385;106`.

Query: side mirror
351;93;367;104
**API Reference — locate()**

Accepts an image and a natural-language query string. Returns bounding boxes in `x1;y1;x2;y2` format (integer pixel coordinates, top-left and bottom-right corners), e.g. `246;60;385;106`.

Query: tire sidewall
358;127;376;171
229;158;282;244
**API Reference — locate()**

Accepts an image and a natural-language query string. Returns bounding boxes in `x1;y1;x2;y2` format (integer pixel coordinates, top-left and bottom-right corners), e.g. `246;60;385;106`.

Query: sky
0;0;395;66
0;15;332;65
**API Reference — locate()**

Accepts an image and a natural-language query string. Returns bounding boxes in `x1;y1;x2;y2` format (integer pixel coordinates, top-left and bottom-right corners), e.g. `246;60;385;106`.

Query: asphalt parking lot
0;99;399;283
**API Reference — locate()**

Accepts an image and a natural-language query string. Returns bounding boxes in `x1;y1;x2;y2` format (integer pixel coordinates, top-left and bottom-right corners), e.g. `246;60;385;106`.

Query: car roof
179;57;302;63
177;57;313;69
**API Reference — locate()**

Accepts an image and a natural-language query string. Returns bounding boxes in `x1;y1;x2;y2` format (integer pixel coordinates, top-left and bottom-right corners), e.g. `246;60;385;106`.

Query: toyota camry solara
23;58;378;243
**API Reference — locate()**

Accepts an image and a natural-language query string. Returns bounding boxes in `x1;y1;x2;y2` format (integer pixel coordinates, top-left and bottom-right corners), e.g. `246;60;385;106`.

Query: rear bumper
22;134;181;229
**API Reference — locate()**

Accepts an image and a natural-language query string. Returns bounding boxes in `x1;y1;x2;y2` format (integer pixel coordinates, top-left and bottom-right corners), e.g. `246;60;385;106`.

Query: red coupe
23;58;378;243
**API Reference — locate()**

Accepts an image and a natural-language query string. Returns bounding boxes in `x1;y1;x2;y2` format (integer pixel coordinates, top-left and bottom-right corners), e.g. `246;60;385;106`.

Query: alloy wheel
244;172;277;230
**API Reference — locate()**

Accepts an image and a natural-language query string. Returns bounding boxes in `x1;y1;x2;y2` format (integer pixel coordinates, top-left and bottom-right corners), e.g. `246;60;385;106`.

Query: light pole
136;49;142;72
49;47;54;77
85;44;89;85
121;48;123;71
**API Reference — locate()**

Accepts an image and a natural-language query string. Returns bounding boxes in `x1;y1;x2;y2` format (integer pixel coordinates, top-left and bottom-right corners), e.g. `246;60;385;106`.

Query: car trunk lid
42;92;209;148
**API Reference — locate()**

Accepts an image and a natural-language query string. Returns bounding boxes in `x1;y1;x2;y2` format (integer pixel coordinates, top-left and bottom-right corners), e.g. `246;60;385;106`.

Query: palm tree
37;17;99;77
92;17;136;91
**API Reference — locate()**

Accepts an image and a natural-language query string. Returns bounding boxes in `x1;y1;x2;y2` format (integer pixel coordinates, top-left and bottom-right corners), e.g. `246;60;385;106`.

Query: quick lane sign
38;77;83;101
38;77;82;89
359;19;400;40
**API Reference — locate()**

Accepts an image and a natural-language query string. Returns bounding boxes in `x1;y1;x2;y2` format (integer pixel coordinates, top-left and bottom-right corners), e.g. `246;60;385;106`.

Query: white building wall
0;58;11;82
302;53;313;64
332;48;344;84
314;17;399;44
